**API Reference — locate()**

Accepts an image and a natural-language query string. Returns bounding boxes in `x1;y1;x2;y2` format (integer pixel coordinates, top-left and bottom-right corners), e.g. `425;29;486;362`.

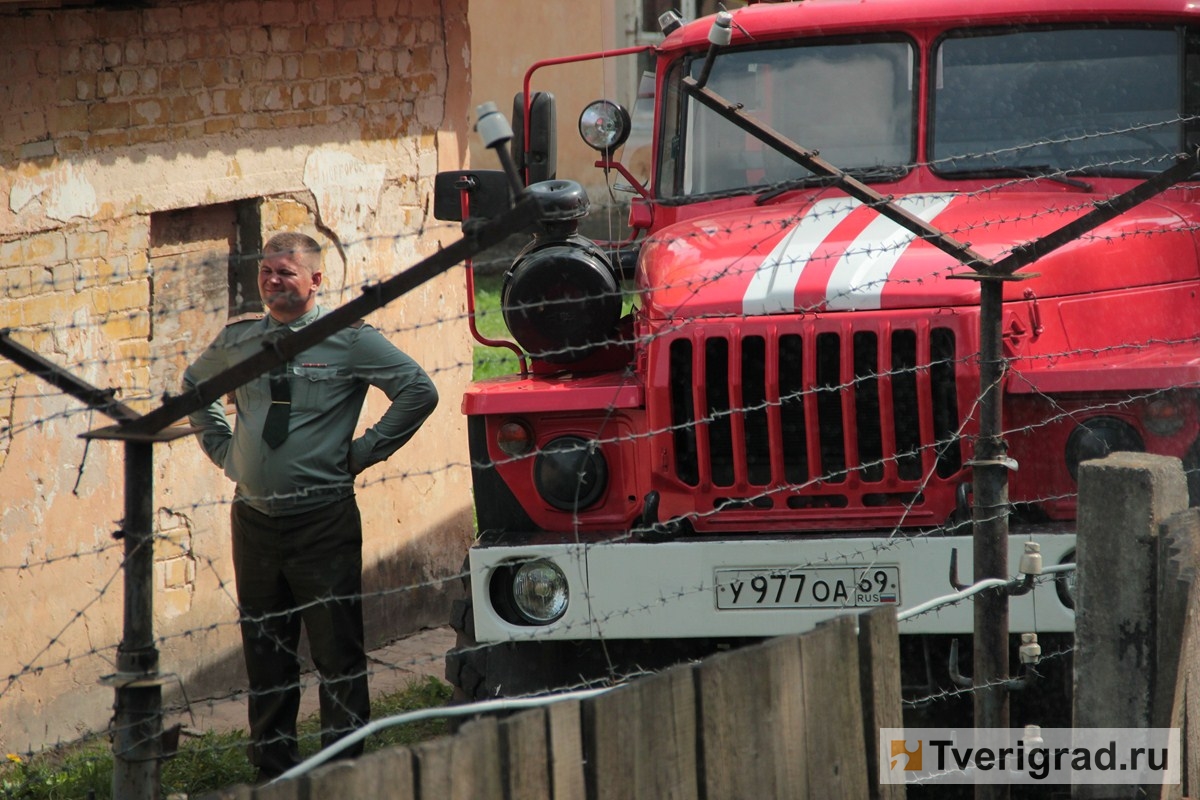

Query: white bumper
469;533;1076;642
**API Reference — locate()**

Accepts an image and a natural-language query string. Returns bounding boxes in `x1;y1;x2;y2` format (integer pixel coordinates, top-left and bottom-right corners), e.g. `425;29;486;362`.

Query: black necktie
262;363;291;448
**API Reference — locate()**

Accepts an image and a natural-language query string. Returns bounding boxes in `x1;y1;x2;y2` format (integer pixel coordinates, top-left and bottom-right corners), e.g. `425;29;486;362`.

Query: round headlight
578;100;631;154
1064;417;1144;481
512;559;569;624
534;436;608;511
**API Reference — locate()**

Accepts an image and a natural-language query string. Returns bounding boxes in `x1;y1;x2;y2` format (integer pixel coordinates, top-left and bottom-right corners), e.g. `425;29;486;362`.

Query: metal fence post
108;440;162;800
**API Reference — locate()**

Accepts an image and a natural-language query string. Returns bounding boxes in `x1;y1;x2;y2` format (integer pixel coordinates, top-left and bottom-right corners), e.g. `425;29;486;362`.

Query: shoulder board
226;312;265;327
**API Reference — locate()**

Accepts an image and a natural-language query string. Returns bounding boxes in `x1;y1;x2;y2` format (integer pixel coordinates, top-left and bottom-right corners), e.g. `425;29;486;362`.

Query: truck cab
440;0;1200;701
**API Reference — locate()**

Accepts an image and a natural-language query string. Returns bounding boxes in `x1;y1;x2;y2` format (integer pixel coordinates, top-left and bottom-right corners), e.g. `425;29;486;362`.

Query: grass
470;268;637;381
0;676;453;799
470;270;522;381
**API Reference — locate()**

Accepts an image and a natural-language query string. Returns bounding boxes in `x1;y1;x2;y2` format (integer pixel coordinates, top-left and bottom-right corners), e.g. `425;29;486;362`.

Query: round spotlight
578;100;632;155
534;436;608;511
1064;417;1144;481
512;559;569;624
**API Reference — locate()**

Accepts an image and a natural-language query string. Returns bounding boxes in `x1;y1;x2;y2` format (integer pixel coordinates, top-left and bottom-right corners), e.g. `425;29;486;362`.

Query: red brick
131;99;166;125
49;104;89;135
145;39;167;63
262;0;297;25
182;2;222;29
139;68;160;94
271;109;312;128
204;117;236;135
332;77;364;104
300;52;322;79
17;110;48;142
35;45;59;75
269;26;305;53
30;77;56;108
201;60;225;88
87;130;131;150
179;63;202;90
170;94;204;123
79;43;104;72
54;13;96;41
128;125;170;146
144;7;183;34
336;0;373;19
211;88;249;115
60;46;83;74
103;42;122;68
96;72;118;99
117;70;139;97
125;40;145;66
222;1;260;26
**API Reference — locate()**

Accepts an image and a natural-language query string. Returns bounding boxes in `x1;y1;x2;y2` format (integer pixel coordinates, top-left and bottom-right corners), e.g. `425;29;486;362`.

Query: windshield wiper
754;166;908;205
952;166;1094;192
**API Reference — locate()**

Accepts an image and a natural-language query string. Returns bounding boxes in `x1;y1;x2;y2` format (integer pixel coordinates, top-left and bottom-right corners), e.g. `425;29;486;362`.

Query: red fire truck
438;0;1200;699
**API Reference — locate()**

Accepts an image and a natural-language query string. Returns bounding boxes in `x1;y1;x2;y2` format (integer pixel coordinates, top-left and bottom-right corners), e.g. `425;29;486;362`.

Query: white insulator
708;11;733;46
474;101;512;149
1019;541;1043;575
1019;632;1041;664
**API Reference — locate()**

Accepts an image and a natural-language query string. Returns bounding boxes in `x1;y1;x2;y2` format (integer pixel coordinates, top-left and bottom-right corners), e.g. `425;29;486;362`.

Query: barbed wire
2;122;1192;782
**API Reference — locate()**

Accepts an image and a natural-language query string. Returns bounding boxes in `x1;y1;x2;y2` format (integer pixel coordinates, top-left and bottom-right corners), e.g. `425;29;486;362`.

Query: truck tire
445;596;487;703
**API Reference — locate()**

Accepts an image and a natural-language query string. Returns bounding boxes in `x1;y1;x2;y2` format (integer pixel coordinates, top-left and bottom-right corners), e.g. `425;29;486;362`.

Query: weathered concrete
1072;452;1188;799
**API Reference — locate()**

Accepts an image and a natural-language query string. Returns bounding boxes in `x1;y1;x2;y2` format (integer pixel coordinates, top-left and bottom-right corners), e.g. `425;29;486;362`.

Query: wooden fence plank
414;716;504;800
858;607;904;800
251;775;303;800
307;760;357;799
413;735;454;799
502;707;552;800
549;697;586;800
698;635;807;798
448;716;504;800
587;666;699;800
802;616;869;799
339;746;416;799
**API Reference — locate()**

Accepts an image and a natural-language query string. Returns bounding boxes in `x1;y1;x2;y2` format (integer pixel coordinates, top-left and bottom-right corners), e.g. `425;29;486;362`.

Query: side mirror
432;170;513;223
511;91;557;185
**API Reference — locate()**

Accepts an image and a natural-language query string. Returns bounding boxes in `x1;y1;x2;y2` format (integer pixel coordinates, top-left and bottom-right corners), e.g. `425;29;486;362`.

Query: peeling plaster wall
0;0;473;751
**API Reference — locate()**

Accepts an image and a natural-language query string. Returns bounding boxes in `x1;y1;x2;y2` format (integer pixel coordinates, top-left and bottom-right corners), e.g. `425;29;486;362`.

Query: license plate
715;566;901;610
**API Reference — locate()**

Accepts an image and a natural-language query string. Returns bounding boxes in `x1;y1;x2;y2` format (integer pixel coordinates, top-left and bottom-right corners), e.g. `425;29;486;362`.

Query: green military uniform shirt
183;306;438;515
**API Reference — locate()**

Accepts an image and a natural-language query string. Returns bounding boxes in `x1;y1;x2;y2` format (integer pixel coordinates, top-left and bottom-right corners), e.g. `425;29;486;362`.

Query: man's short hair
263;232;321;271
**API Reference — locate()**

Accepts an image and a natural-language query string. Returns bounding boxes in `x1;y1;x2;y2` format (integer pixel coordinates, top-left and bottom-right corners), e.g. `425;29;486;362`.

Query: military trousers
231;495;370;777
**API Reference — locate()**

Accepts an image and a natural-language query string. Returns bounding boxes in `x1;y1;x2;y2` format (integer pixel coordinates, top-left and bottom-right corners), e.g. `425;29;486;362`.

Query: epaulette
226;311;266;327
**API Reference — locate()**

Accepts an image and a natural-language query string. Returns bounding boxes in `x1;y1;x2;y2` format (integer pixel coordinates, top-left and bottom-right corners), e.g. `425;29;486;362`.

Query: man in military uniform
183;231;438;780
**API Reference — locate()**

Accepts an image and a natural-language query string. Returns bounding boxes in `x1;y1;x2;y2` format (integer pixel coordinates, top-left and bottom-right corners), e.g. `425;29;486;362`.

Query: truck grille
666;325;964;505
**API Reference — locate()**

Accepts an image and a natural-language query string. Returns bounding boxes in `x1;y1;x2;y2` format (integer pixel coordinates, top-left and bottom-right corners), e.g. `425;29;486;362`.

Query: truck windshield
661;38;915;199
932;27;1183;177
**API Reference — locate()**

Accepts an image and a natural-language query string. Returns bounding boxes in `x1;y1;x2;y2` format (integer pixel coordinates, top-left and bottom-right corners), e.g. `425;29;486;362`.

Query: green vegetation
0;676;453;799
470;268;637;382
470;270;521;381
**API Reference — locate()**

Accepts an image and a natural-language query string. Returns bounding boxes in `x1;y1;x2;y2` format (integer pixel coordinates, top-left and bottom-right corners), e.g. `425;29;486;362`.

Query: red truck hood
638;191;1200;318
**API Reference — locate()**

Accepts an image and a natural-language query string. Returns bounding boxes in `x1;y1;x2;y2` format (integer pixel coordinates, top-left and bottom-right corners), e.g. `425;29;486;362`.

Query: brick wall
0;0;473;751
